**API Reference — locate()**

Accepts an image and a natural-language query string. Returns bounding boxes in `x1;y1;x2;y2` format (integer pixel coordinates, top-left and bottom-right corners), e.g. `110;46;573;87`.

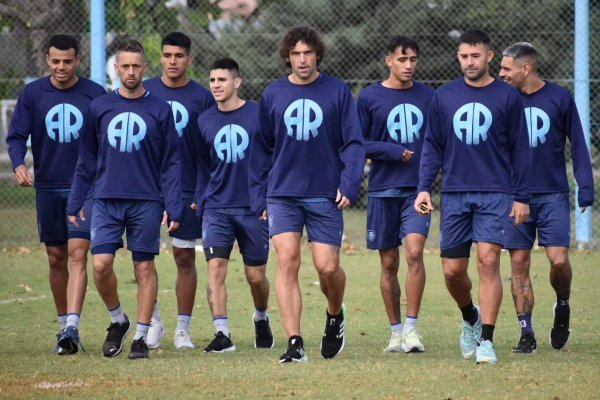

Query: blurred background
0;0;598;249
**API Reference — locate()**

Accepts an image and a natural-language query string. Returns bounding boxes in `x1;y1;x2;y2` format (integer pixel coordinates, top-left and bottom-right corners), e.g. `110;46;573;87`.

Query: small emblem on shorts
268;214;273;228
367;230;376;242
90;228;96;240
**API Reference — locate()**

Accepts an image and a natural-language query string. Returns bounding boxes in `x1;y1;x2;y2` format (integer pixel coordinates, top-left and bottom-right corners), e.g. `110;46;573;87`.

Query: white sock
58;314;68;330
176;314;191;332
66;313;80;329
254;308;268;321
133;322;150;340
152;302;161;321
404;316;418;332
391;322;403;335
213;317;230;337
108;304;126;324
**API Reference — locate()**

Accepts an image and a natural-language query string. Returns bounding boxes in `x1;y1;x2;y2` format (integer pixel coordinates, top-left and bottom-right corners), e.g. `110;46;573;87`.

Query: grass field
0;244;598;399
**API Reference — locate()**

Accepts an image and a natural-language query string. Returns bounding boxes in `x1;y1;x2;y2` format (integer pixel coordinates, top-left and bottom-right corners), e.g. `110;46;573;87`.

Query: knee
550;256;570;271
174;250;195;270
69;247;88;269
245;269;266;287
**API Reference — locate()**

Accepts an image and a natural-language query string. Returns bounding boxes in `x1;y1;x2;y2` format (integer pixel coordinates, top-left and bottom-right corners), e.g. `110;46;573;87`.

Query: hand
401;149;414;162
161;211;168;225
580;206;587;213
259;209;268;221
68;208;85;228
414;191;433;213
167;221;179;233
509;201;530;226
336;189;351;209
14;165;33;187
191;203;197;210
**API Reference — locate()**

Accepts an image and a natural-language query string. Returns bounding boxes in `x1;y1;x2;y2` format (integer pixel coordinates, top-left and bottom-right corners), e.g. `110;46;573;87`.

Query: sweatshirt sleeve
566;97;595;207
417;94;443;193
194;119;211;214
248;95;274;213
337;86;365;203
507;92;530;204
160;109;183;222
6;88;32;170
67;108;98;215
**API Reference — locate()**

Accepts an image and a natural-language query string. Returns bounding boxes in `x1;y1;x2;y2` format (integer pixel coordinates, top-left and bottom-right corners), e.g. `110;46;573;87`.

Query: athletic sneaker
55;329;67;355
102;315;131;358
475;339;498;365
512;333;537;353
279;336;308;363
128;338;149;360
460;305;481;359
204;331;236;353
57;326;82;355
383;332;404;353
253;313;274;349
146;317;165;349
173;330;195;350
549;302;571;350
402;328;425;353
320;303;346;359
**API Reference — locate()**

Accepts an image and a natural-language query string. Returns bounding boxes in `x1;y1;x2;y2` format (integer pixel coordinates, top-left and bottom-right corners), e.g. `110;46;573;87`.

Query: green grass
0;245;598;399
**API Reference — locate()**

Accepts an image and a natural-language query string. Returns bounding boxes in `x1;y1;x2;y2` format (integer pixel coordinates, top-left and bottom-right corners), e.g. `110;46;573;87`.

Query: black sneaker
204;331;236;353
512;333;537;353
102;315;131;358
253;314;274;349
57;326;83;355
55;329;67;355
320;304;346;359
550;303;570;350
128;338;149;359
279;336;307;363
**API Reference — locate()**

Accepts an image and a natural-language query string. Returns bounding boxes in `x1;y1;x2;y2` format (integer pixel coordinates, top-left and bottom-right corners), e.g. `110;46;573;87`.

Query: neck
382;77;413;90
50;75;79;90
160;74;189;88
218;97;245;112
118;85;146;99
464;74;494;88
289;71;320;85
521;76;545;95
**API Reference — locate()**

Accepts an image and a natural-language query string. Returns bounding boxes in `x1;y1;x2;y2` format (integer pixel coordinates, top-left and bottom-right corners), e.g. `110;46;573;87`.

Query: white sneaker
402;328;425;352
173;330;195;349
384;331;404;352
146;317;165;349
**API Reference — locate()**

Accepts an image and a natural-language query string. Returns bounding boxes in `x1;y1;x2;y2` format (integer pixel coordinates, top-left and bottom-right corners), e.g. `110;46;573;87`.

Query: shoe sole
402;344;425;353
549;303;571;350
476;357;497;365
104;322;131;358
384;345;403;353
279;355;308;364
204;345;237;353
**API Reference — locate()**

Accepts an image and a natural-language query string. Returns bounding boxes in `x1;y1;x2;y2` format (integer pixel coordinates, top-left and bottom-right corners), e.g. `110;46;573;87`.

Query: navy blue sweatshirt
520;81;594;207
248;73;365;213
144;77;214;194
357;81;434;191
197;101;258;209
67;90;182;221
6;76;106;189
418;78;530;203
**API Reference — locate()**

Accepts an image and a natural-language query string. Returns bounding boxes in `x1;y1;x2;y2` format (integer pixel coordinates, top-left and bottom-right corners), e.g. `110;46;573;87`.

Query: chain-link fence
1;0;599;248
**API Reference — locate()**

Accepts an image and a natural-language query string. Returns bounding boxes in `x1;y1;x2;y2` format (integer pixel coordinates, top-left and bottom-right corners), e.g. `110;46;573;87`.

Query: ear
234;76;242;89
487;49;494;63
522;62;532;76
385;55;392;68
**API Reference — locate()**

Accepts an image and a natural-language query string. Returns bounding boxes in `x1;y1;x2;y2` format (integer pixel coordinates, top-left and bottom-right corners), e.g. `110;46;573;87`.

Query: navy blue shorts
440;192;511;250
366;195;430;250
169;195;202;241
36;189;93;245
202;208;269;265
91;199;162;254
267;197;344;247
504;193;571;249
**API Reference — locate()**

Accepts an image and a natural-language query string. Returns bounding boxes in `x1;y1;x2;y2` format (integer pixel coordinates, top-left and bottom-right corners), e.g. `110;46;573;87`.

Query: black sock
460;301;478;326
555;296;570;325
481;324;495;342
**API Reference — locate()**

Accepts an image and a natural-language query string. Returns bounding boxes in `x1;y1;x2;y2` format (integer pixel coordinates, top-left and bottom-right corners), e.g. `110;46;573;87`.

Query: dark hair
162;31;191;54
386;36;420;57
279;26;325;67
210;57;240;77
116;39;145;56
46;34;79;56
458;29;491;47
503;42;537;60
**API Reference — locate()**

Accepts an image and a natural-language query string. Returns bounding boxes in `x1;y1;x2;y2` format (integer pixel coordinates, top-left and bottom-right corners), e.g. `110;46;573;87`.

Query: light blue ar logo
453;103;492;145
524;107;549;148
214;124;249;163
107;112;147;152
167;100;189;137
283;99;323;141
387;103;423;143
45;103;83;143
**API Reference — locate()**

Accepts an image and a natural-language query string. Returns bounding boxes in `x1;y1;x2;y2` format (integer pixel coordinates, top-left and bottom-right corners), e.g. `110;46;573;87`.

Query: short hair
162;32;191;54
503;42;538;60
210;57;240;77
46;34;79;56
279;26;325;67
458;29;491;48
116;39;145;56
386;36;420;57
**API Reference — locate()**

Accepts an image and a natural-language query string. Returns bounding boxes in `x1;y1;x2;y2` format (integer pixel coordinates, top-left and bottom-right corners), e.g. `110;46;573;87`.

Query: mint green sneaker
460;305;481;359
383;331;404;353
402;328;425;353
475;339;498;365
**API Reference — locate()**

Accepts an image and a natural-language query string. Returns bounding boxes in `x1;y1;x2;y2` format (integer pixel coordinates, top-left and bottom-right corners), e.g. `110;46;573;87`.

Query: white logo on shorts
367;230;376;242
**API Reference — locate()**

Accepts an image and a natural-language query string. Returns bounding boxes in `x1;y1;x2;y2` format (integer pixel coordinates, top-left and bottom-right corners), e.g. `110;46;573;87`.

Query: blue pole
90;0;106;88
574;0;592;249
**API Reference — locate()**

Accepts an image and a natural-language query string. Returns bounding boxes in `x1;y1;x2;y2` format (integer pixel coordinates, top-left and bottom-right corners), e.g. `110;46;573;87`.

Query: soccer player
197;58;273;353
6;34;105;355
143;31;215;350
248;26;365;363
357;36;434;353
498;42;595;353
415;29;530;365
67;39;182;360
